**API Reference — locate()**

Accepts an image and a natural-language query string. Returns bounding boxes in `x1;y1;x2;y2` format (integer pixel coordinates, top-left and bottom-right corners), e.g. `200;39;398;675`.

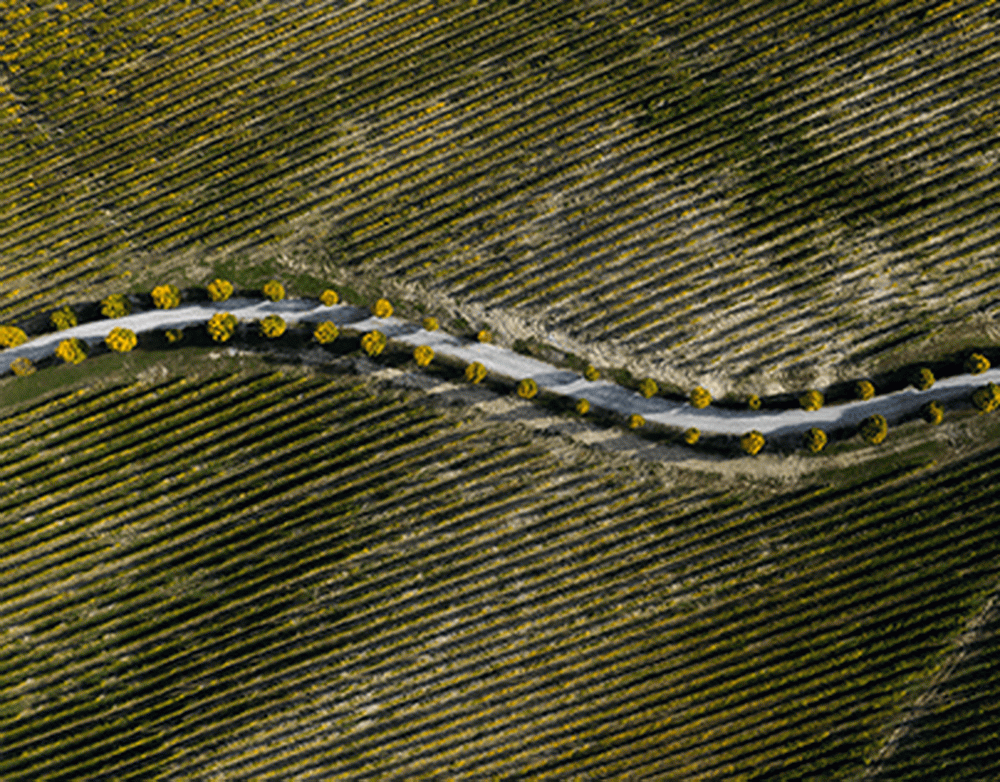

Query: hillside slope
2;348;999;780
0;0;997;393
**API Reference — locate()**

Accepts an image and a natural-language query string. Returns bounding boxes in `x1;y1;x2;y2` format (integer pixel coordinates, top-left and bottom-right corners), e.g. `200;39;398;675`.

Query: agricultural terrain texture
1;345;1000;780
3;0;1000;779
0;0;998;393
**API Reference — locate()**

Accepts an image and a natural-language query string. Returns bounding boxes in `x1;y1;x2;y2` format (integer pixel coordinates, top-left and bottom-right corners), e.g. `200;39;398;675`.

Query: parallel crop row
873;605;1000;781
4;361;1000;780
1;0;997;387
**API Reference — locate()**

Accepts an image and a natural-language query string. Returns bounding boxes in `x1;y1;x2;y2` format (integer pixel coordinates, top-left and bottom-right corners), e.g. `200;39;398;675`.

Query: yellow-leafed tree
422;316;439;331
100;294;131;318
628;414;645;429
465;361;487;383
55;337;87;364
690;386;711;409
165;328;184;344
584;365;599;381
972;382;1000;413
966;352;990;375
105;327;137;352
747;394;762;410
855;380;875;400
50;305;77;331
799;389;824;411
915;367;935;391
320;289;339;306
151;285;181;310
414;345;434;367
361;330;387;357
803;427;827;453
207;278;234;302
684;427;700;445
259;315;286;339
10;357;35;376
740;430;765;455
152;284;181;309
638;378;657;398
372;298;393;318
517;378;538;399
859;414;888;444
0;325;27;347
923;401;944;425
313;321;340;344
207;313;237;342
262;280;285;301
575;398;590;415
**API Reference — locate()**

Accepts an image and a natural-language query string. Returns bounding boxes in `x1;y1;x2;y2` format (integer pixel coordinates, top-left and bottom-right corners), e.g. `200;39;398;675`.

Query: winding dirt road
2;297;994;436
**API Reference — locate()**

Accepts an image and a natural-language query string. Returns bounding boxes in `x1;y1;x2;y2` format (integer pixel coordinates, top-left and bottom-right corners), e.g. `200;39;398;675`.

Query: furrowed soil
2;348;1000;780
3;0;1000;778
0;0;997;396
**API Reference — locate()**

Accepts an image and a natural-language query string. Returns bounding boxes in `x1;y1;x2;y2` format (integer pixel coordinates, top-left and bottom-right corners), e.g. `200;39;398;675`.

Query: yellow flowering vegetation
165;329;184;344
207;278;234;302
584;365;599;381
966;352;990;375
55;337;87;364
575;398;590;415
260;280;285;301
259;315;286;339
372;298;393;318
414;345;434;367
207;313;237;342
638;378;657;398
422;316;439;331
100;294;131;318
855;380;875;401
361;330;387;357
802;427;827;453
740;430;765;455
313;321;340;344
923;401;944;425
10;357;35;376
628;414;645;429
915;367;935;391
105;327;137;353
799;389;824;411
50;305;77;331
320;289;340;306
151;284;181;309
262;280;285;301
684;427;700;445
690;386;711;409
972;382;1000;413
0;325;28;347
517;378;538;399
747;394;762;410
859;414;888;444
151;285;181;310
477;329;492;343
465;361;487;383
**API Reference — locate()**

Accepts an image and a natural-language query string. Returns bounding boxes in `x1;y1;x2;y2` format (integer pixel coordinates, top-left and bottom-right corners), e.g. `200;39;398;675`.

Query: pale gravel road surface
2;297;995;436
